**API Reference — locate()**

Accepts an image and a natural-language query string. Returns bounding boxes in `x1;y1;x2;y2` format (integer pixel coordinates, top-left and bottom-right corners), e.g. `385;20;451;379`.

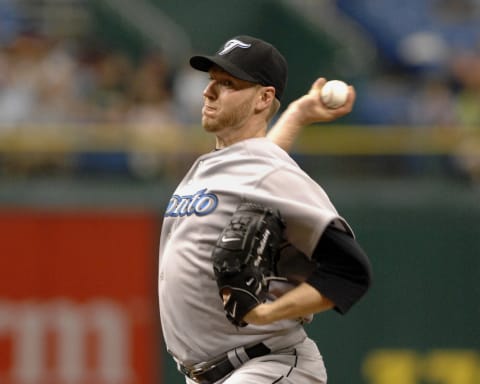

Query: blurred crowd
346;0;480;128
356;55;480;128
0;0;479;183
337;0;480;184
0;24;208;179
0;31;206;129
1;29;480;129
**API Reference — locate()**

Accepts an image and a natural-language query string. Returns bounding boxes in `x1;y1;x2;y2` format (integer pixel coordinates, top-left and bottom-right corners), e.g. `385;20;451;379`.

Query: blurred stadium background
0;0;479;383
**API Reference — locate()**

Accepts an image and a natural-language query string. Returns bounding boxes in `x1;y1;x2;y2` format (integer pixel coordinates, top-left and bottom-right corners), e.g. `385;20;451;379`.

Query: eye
220;79;233;87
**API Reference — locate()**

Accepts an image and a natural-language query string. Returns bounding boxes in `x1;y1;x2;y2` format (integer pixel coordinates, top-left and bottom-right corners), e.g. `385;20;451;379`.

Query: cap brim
190;55;258;84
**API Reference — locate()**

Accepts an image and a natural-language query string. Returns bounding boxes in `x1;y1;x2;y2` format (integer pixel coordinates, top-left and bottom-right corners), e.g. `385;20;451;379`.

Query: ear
255;86;276;113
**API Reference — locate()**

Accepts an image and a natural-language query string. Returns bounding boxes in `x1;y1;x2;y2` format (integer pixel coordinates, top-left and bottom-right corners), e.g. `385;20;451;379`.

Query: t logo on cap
218;39;252;56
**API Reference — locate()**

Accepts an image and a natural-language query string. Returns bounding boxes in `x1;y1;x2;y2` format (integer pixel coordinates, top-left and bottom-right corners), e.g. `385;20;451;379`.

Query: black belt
177;342;271;384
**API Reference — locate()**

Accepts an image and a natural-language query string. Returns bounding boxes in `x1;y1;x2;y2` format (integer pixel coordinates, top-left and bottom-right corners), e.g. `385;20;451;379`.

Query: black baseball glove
212;202;285;327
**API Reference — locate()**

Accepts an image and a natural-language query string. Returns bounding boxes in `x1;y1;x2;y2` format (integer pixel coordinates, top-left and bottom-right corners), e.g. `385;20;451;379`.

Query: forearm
267;103;305;152
267;77;355;152
244;283;334;325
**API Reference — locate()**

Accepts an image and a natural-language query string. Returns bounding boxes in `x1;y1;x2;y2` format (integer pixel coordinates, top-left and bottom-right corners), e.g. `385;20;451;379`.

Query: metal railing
0;124;478;156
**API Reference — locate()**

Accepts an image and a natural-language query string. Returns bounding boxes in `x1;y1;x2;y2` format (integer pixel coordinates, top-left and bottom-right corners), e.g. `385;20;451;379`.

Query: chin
202;118;219;132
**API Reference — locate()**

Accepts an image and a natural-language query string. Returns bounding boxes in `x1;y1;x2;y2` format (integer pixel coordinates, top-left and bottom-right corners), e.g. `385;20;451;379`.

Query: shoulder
239;137;291;156
202;138;298;173
236;138;299;168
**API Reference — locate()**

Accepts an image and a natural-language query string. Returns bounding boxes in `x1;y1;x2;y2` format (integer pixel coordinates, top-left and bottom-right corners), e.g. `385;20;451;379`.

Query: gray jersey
158;137;351;365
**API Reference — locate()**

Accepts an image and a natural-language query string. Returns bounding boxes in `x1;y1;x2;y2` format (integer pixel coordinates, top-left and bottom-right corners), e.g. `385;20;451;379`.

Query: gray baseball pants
186;337;327;384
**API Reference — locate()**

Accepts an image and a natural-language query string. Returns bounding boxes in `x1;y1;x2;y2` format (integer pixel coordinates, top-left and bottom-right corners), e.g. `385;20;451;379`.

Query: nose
203;80;217;100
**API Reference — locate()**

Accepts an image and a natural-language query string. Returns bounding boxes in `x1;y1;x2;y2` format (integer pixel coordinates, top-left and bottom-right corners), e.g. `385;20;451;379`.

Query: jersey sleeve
245;166;353;257
306;226;372;314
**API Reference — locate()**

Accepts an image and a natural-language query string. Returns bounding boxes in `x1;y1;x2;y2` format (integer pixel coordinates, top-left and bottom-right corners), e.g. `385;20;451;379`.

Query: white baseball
320;80;349;109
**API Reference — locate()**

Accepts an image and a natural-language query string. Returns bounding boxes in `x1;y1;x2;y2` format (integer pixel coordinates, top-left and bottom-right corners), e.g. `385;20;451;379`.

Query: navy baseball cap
190;35;288;100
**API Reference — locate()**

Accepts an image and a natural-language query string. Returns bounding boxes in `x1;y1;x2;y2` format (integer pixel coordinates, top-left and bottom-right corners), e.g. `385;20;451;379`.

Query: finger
347;85;356;104
308;77;326;95
341;86;356;111
221;289;231;305
329;86;356;115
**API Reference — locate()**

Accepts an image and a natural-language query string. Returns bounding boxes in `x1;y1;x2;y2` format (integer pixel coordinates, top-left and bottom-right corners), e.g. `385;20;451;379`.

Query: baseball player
158;35;372;384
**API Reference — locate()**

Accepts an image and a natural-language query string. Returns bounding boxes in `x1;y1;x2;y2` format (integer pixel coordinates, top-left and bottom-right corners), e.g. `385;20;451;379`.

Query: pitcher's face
201;67;259;133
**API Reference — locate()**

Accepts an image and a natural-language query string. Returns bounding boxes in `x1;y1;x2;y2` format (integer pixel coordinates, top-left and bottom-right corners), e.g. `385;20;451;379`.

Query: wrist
281;102;307;127
244;303;273;325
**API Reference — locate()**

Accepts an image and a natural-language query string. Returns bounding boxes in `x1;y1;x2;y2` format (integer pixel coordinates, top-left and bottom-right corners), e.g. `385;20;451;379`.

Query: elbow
364;261;373;290
353;255;373;301
362;253;374;292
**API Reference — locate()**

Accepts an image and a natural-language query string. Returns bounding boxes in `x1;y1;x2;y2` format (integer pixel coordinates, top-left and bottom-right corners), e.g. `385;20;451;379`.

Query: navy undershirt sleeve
305;226;373;314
